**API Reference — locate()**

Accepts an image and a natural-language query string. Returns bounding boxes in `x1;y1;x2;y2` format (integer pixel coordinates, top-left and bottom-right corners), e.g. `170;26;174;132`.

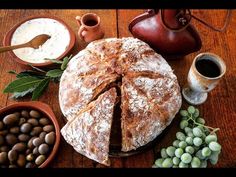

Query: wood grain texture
0;9;235;168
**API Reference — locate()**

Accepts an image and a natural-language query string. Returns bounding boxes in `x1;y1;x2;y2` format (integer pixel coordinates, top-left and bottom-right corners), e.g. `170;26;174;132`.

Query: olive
26;153;34;161
25;149;31;155
0;146;9;152
43;125;54;133
17;154;26;167
10;126;20;134
18;118;26;126
0;135;4;146
14;112;21;118
8;150;18;162
30;127;43;136
20;123;32;133
35;155;46;166
0;130;8;136
3;113;19;126
9;164;18;168
5;134;18;145
0;152;7;164
29;110;41;118
39;132;47;140
27;118;39;126
21;110;29;118
12;142;26;152
0;121;3;130
33;137;44;147
45;132;55;145
18;134;30;142
33;147;39;156
28;137;36;149
25;162;35;168
39;118;50;126
38;144;49;155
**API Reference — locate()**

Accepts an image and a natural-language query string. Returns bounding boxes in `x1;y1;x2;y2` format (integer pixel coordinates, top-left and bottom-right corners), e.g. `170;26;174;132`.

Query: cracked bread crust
61;88;117;166
121;71;181;152
59;62;119;120
59;37;182;163
59;38;154;118
120;51;182;151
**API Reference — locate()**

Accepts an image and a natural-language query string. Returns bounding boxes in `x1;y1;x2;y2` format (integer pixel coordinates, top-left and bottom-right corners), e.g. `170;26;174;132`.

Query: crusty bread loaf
61;88;117;166
59;37;182;164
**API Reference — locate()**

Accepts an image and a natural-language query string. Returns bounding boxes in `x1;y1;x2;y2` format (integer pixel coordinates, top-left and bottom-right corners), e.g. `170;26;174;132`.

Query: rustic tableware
76;13;104;43
0;34;51;53
0;101;60;168
129;9;202;59
3;16;76;68
182;52;226;105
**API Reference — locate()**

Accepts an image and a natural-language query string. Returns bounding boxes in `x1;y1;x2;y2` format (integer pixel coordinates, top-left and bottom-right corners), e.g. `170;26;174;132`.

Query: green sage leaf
3;76;43;93
16;70;45;79
11;88;35;99
8;70;17;74
60;55;73;70
46;69;63;78
61;57;69;70
32;78;50;101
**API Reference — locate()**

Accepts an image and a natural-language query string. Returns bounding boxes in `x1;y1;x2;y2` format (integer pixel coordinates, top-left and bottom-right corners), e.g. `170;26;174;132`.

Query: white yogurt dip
11;18;71;63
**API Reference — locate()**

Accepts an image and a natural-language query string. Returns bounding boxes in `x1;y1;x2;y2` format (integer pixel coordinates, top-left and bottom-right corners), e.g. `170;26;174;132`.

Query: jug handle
78;26;87;41
76;16;87;41
76;16;82;27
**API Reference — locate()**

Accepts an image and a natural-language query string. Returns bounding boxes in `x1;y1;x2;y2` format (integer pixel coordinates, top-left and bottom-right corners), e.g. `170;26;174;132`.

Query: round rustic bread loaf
59;37;182;160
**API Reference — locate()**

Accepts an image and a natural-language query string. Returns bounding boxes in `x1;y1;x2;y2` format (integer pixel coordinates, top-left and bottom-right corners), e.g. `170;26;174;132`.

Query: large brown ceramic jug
129;9;202;59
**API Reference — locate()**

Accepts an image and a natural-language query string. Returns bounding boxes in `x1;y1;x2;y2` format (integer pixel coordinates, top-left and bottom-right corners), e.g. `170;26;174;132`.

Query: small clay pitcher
76;13;104;43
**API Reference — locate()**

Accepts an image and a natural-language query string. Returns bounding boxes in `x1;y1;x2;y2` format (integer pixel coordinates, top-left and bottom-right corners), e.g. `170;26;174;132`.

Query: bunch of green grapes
152;106;221;168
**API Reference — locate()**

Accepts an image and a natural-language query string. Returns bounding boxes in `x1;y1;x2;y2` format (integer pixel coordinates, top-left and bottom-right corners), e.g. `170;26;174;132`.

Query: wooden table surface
0;9;235;168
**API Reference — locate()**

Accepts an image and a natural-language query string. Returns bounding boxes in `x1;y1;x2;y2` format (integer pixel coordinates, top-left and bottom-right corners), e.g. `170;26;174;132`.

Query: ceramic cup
182;52;226;105
76;13;104;43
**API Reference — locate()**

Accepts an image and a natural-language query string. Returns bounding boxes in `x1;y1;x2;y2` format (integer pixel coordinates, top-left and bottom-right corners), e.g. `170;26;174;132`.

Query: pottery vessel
3;15;76;68
182;52;226;105
76;13;104;43
0;101;60;168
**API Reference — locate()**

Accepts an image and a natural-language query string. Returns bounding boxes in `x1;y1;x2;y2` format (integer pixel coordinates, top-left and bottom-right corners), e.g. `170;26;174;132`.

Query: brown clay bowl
3;15;76;68
0;101;60;168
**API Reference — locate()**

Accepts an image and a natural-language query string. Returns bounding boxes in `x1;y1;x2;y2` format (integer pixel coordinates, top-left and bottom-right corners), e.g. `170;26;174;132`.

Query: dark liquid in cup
85;19;98;26
195;59;221;78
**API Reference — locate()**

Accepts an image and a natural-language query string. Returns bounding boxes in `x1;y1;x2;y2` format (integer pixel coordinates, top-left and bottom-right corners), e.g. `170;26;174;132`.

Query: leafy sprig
3;55;72;100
